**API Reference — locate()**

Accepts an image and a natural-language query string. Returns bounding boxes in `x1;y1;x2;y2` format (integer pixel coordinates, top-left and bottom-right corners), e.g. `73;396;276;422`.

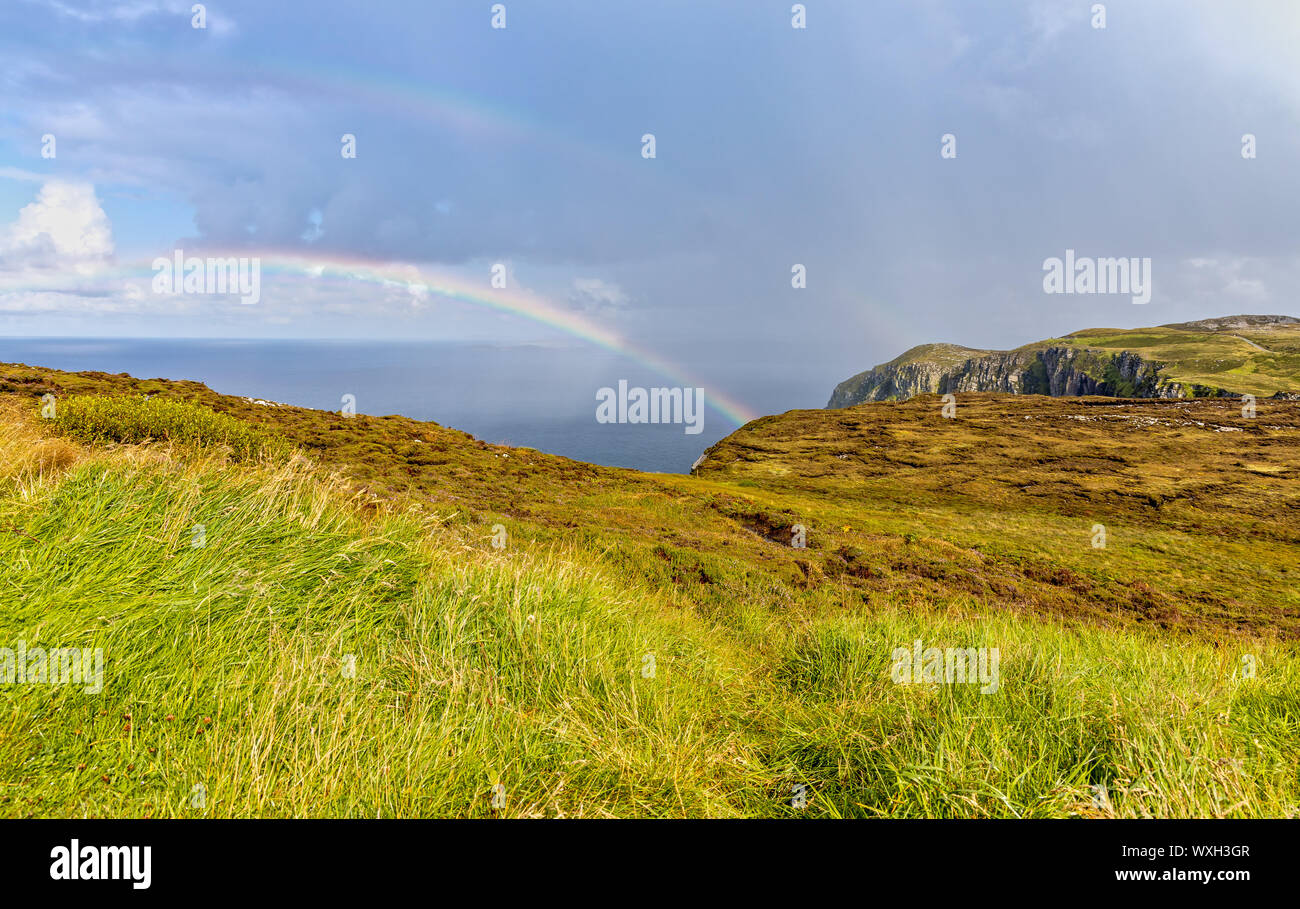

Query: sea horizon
0;336;834;473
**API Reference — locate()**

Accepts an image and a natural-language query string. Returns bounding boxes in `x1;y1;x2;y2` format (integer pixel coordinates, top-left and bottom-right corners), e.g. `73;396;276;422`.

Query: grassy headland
0;359;1297;818
829;315;1300;405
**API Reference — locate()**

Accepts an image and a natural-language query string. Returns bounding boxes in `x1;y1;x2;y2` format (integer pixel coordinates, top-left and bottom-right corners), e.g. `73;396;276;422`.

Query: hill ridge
828;313;1300;407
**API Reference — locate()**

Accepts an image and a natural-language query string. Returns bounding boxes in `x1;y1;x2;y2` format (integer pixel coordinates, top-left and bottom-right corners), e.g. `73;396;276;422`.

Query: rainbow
0;250;759;427
249;250;760;426
246;56;627;171
0;64;760;425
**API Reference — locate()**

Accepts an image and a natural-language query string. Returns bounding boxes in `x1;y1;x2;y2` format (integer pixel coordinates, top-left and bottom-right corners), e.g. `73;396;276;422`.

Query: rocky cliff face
827;314;1300;407
827;346;1218;407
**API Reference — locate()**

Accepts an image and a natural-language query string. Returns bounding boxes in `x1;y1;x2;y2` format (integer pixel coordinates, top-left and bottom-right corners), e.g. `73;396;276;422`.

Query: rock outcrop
1161;315;1299;332
826;345;1200;407
824;313;1300;407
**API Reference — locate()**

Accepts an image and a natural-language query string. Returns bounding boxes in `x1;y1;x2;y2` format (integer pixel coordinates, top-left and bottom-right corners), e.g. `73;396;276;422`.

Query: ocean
0;338;834;473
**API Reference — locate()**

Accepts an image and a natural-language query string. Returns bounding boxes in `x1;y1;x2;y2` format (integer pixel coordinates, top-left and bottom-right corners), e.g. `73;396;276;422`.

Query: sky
1;0;1298;414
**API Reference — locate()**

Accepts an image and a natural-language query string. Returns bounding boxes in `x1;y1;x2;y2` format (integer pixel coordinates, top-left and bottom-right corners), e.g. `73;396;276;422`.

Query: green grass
832;318;1300;405
50;394;287;461
1055;322;1300;397
1;402;1298;818
0;437;763;817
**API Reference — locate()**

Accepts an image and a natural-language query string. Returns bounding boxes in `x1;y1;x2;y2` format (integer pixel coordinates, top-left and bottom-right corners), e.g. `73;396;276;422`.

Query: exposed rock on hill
828;314;1300;406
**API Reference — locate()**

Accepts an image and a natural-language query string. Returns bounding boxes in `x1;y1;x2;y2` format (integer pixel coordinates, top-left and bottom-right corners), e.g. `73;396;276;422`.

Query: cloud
27;0;233;32
0;180;114;273
1027;0;1086;49
1173;255;1296;310
1;0;1298;355
29;0;161;22
568;277;631;313
0;166;47;183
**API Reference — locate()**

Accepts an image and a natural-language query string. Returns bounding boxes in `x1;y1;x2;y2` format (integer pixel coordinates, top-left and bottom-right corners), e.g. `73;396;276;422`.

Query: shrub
50;395;287;461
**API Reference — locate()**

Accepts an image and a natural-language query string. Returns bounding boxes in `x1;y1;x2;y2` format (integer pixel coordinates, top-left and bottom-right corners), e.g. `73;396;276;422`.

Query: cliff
827;314;1300;406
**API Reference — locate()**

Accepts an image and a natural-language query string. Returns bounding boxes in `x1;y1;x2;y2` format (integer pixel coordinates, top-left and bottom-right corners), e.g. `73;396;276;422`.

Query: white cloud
0;180;115;273
1026;0;1084;48
25;0;237;34
0;166;47;183
569;277;630;312
1172;254;1300;312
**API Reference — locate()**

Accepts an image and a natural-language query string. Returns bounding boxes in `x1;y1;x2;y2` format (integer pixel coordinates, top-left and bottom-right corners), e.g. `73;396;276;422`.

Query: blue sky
1;0;1298;391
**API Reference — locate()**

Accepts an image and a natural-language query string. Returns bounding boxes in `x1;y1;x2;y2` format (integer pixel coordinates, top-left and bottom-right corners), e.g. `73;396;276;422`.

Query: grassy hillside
1;362;1298;818
835;315;1300;403
1059;319;1300;397
880;342;993;369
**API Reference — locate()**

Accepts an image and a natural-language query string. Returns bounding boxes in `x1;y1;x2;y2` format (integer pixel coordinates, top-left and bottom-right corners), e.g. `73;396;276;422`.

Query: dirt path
1229;334;1272;353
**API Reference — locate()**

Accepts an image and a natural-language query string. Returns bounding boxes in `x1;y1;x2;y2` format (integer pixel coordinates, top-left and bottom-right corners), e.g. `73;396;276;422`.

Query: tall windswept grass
1;400;1298;818
0;443;769;817
0;399;83;488
49;394;287;461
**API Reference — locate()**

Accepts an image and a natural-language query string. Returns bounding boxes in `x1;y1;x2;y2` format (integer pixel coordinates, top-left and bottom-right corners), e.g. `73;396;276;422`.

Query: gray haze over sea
0;338;834;474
